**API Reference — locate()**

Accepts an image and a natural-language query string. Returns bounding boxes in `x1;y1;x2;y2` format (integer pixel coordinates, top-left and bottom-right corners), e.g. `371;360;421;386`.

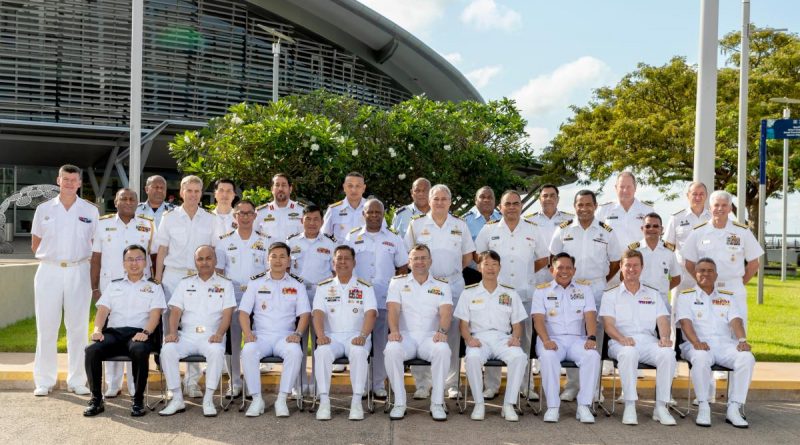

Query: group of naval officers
30;164;761;428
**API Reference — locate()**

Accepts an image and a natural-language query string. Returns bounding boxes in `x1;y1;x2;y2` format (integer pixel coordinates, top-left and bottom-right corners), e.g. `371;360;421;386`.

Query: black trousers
85;327;151;403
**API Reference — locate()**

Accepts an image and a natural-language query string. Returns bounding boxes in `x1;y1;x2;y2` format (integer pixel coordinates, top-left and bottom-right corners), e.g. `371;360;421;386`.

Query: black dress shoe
131;403;147;417
83;399;105;417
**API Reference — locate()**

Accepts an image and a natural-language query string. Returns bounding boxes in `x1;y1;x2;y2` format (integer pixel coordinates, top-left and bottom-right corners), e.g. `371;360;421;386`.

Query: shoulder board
718;289;734;296
663;241;675;251
575;279;591;286
395;207;407;215
628;241;641;250
693;221;708;230
523;219;536;226
296;201;306;207
324;233;336;242
465;283;479;289
328;200;343;208
100;213;115;220
561;211;574;216
147;277;159;283
111;277;124;282
289;273;304;283
600;201;612;206
137;214;154;222
182;273;197;279
599;221;613;232
536;282;550;289
250;271;266;280
642;200;654;207
523;211;539;219
357;278;372;287
216;273;231;281
411;214;426;221
500;283;515;289
486;219;499;225
393;273;408;279
318;277;334;286
604;284;620;292
434;277;448;283
732;221;749;229
256;203;268;210
219;230;235;240
162;208;174;216
680;288;696;294
643;283;659;292
388;226;399;235
558;220;572;229
286;232;301;240
255;230;267;237
349;226;361;234
672;208;686;216
81;197;100;209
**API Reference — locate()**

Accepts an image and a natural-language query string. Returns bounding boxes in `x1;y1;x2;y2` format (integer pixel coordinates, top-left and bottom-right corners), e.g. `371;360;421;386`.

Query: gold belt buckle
60;261;68;268
195;326;205;333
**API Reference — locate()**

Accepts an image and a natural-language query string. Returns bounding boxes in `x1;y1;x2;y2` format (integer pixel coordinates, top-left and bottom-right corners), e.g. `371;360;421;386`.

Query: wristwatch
437;327;448;334
587;335;597;341
738;337;747;343
142;329;151;336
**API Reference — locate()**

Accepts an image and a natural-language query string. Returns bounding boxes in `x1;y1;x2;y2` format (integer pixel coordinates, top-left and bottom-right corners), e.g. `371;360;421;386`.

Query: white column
129;0;144;197
693;0;720;190
272;41;281;102
736;0;750;223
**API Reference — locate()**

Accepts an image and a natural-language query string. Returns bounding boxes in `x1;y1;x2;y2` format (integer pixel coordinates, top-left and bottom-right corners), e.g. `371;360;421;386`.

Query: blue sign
766;119;800;140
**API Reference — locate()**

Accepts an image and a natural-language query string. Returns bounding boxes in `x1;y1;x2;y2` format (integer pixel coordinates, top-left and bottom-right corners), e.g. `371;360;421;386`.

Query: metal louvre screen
0;0;412;128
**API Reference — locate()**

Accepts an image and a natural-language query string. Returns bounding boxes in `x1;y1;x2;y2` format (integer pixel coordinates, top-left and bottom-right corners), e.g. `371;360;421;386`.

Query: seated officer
676;257;754;428
599;249;677;426
384;244;453;421
313;245;378;421
531;252;600;424
239;242;311;417
158;245;236;417
84;244;166;417
455;250;528;422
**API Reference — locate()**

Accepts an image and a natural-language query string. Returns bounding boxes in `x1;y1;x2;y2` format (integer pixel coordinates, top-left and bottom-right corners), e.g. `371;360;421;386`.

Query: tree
540;27;800;229
169;90;535;211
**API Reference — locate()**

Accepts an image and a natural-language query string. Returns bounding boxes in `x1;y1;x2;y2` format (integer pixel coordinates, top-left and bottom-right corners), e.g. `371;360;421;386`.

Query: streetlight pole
129;0;144;197
693;0;719;190
736;0;750;224
257;24;296;103
769;98;799;281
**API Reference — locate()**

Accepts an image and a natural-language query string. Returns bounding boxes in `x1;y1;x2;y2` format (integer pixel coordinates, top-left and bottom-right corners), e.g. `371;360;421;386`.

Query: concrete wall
0;262;37;328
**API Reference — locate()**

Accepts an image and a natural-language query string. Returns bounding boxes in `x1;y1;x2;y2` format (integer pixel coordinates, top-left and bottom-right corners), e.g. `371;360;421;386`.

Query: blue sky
357;0;800;235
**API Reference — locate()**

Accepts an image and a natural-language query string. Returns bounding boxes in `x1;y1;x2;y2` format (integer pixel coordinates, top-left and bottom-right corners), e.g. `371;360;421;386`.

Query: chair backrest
600;329;611;361
674;328;684;361
530;323;539;360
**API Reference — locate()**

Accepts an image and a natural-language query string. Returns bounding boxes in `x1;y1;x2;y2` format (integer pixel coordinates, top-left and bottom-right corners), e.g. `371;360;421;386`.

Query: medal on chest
549;301;559;317
261;301;267;310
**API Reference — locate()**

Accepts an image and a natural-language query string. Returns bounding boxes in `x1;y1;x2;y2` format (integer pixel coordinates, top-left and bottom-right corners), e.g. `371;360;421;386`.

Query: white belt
166;266;197;276
42;258;89;268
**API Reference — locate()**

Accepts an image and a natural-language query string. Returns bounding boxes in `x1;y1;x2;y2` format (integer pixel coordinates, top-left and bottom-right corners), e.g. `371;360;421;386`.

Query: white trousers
537;335;600;407
34;262;91;389
314;333;371;396
465;331;527;405
385;332;451;406
161;268;202;388
485;299;533;393
160;335;226;391
681;341;755;404
299;284;316;392
241;333;303;396
608;336;676;403
104;362;135;394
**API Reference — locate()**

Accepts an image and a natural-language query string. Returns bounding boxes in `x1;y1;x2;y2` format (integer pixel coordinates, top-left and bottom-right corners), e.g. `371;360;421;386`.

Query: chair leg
147;368;167;411
239;371;248;412
596;367;613;417
220;355;233;411
367;357;374;414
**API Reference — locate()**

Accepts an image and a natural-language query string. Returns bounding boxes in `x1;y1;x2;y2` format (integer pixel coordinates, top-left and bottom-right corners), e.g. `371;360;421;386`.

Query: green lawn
1;276;798;362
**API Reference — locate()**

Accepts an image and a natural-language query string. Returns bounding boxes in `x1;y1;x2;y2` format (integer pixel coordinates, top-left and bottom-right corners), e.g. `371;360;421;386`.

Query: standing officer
628;212;681;310
462;186;501;286
256;173;304;242
312;245;378;421
665;181;711;297
475;190;548;400
83;244;165;417
599;250;677;426
595;171;655;251
212;179;237;239
456;250;528;422
323;172;368;242
239;242;311;417
214;200;269;397
524;184;573;284
391;177;431;236
91;188;156;398
158;245;236;417
384;244;453;421
136;175;173;227
346;198;409;398
31;164;99;396
405;184;475;400
531;252;600;423
154;175;215;397
676;258;754;428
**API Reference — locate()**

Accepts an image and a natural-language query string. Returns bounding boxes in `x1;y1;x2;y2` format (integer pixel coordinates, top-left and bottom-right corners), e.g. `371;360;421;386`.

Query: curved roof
247;0;483;103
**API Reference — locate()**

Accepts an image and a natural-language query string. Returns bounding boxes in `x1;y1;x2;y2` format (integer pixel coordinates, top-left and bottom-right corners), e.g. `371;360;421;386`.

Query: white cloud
466;65;502;88
510;56;613;119
443;52;463;65
525;126;551;150
460;0;521;32
357;0;452;35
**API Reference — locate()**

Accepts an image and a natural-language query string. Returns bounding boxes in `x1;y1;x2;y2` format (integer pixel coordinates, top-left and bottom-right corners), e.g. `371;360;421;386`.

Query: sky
356;0;800;236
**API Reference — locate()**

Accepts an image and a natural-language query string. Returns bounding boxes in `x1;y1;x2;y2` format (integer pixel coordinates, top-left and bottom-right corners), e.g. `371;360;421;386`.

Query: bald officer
313;245;377;421
136;175;173;227
255;173;304;242
391;177;431;236
323;172;368;242
664;181;711;297
158;246;236;417
456;250;528;422
31;164;99;396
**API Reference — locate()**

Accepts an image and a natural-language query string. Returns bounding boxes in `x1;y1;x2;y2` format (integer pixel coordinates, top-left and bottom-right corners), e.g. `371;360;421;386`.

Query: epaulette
599;221;613;232
137;214;154;222
732;221;749;229
395;207;408;215
250;271;266;280
357;278;372;287
255;230;267;238
672;208;686;216
465;283;479;289
216;273;231;281
575;279;591;286
523;219;537;226
147;277;159;283
559;220;572;229
600;201;612;206
604;284;620;292
100;213;114;220
500;283;515;289
393;273;408;279
82;198;100;210
162;208;174;216
536;282;551;289
289;273;304;283
296;201;306;207
680;288;696;294
486;219;499;225
523;212;539;219
181;273;197;279
218;230;235;240
388;226;399;235
434;276;449;283
286;232;301;240
642;200;654;207
628;241;641;250
561;211;574;216
256;203;268;210
718;289;734;296
411;214;426;221
318;277;334;286
643;283;658;292
324;233;336;243
693;221;708;230
111;277;124;282
328;200;343;208
663;241;675;251
349;226;361;234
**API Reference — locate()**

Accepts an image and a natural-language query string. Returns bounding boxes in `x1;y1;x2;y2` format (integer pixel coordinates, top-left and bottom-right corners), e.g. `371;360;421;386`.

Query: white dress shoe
430;403;447;421
225;385;242;398
158;399;186;416
349;398;364;420
413;387;430;400
696;402;711;427
185;385;203;398
332;364;346;372
602;361;614;376
274;396;290;417
482;388;497;400
526;389;539;401
389;405;406;420
259;363;273;373
713;370;728;380
290;387;302;401
33;386;50;397
726;403;748;428
104;387;121;398
652;405;677;426
68;385;91;396
531;359;541;375
316;400;332;420
622;402;638;425
501;404;519;422
245;398;265;417
471;403;485;421
203;399;218;417
543;407;560;423
373;388;388;398
446;388;461;400
576;405;595;423
559;387;578;402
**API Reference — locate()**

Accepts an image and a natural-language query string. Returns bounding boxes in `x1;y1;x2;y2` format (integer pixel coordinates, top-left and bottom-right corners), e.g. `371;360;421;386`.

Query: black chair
307;333;375;414
457;336;522;415
100;321;164;410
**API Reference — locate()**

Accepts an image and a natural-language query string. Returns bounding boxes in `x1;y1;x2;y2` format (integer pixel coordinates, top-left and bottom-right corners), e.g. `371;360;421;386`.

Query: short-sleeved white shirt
681;219;764;282
322;198;366;242
454;282;527;335
531;280;596;337
549;219;622;281
97;276;167;329
595;198;655;251
599;283;668;339
675;287;741;344
32;196;99;262
153;206;215;270
524;210;574;283
92;214;156;289
629;238;681;302
404;214;475;280
212;209;237;240
168;273;237;338
346;226;408;307
255;199;304;242
313;276;377;335
664;207;712;262
214;230;270;289
239;272;310;336
136;201;174;228
386;274;452;334
286;232;336;287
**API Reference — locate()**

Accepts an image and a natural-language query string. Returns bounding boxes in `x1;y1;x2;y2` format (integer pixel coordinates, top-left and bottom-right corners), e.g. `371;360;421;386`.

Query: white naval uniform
531;280;600;408
345;226;408;392
524;210;574;284
628;239;681;311
212;209;237;240
664;207;711;294
404;213;475;390
595;199;654;251
676;287;755;405
255;199;304;242
136;201;174;228
239;273;310;396
160;273;237;392
312;277;378;397
384;274;453;406
97;276;167;329
390;203;426;237
681;220;763;326
322;198;366;243
154;206;215;299
455;282;528;406
92;213;156;394
31;196;99;390
214;229;269;389
599;284;676;403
